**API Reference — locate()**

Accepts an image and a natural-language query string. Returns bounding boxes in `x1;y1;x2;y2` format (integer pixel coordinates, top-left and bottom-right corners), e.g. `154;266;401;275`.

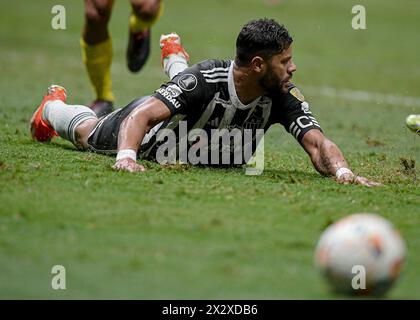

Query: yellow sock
129;2;164;33
80;38;115;102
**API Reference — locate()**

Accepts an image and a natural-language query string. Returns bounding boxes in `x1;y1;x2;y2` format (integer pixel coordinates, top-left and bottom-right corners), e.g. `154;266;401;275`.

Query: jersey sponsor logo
308;115;321;128
157;87;182;109
301;101;311;113
296;115;314;128
295;115;321;129
290;87;305;102
288;115;321;140
166;84;183;98
178;74;198;92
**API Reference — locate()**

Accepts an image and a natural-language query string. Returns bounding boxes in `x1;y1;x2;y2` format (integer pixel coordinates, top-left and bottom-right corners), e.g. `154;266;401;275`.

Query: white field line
303;85;420;108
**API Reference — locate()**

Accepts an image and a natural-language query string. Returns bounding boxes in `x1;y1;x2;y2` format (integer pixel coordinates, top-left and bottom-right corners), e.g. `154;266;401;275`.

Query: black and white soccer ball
314;213;406;296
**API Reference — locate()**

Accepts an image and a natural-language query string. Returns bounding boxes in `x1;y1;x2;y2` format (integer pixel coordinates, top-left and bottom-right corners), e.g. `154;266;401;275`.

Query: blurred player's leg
81;0;115;117
30;85;98;150
127;0;163;72
160;33;189;79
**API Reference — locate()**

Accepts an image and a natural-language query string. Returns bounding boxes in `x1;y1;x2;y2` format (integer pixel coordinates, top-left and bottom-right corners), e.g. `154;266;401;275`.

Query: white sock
42;100;97;145
163;54;189;80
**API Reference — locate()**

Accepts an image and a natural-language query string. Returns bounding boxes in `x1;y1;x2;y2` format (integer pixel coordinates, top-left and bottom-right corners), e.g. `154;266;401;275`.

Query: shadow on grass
24;138;323;183
22;138;79;153
151;162;322;184
261;169;324;183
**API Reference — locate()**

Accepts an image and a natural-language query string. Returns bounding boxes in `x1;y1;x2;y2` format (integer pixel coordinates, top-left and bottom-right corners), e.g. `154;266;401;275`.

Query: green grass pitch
0;0;419;299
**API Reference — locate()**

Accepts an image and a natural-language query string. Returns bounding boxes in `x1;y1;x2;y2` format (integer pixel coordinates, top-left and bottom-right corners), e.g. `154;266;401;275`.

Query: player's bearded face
260;46;296;95
259;64;285;94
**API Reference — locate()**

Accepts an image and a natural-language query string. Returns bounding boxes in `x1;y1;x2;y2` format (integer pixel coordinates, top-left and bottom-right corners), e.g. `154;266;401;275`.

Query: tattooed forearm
312;139;349;176
302;131;381;186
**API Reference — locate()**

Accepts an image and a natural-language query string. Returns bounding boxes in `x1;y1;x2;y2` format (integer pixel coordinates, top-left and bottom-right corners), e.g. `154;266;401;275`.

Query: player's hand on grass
336;172;382;187
112;158;146;173
353;175;383;187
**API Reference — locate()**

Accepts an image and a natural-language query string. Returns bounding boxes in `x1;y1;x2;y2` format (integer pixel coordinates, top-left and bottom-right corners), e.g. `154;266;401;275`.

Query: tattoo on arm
313;139;349;176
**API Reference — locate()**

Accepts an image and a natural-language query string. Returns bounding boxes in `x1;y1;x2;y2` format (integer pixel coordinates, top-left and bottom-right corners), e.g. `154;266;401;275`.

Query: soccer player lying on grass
30;18;381;187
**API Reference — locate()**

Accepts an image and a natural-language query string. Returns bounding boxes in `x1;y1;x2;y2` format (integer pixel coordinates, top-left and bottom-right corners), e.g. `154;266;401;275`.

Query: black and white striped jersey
139;59;322;162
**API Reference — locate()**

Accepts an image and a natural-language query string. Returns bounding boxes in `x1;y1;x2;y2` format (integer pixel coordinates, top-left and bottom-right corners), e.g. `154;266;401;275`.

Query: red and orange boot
30;85;67;142
159;33;189;66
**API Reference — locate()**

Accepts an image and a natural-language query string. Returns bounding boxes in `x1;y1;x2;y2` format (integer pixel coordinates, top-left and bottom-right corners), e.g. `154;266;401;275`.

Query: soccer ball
405;114;420;135
314;213;406;296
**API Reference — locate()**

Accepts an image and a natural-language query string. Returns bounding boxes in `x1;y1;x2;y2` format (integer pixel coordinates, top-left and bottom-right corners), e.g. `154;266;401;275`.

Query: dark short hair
235;18;293;67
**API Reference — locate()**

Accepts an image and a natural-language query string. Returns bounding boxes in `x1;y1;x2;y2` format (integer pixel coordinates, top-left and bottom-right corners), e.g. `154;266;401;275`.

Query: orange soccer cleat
30;85;67;142
159;33;190;65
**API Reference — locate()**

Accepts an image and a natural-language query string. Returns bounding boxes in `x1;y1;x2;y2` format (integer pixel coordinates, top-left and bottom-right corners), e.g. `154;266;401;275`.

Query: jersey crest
290;87;305;102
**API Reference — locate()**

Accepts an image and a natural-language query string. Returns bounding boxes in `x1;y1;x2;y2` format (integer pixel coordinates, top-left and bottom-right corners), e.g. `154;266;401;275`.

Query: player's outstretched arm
113;97;171;173
300;130;382;187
